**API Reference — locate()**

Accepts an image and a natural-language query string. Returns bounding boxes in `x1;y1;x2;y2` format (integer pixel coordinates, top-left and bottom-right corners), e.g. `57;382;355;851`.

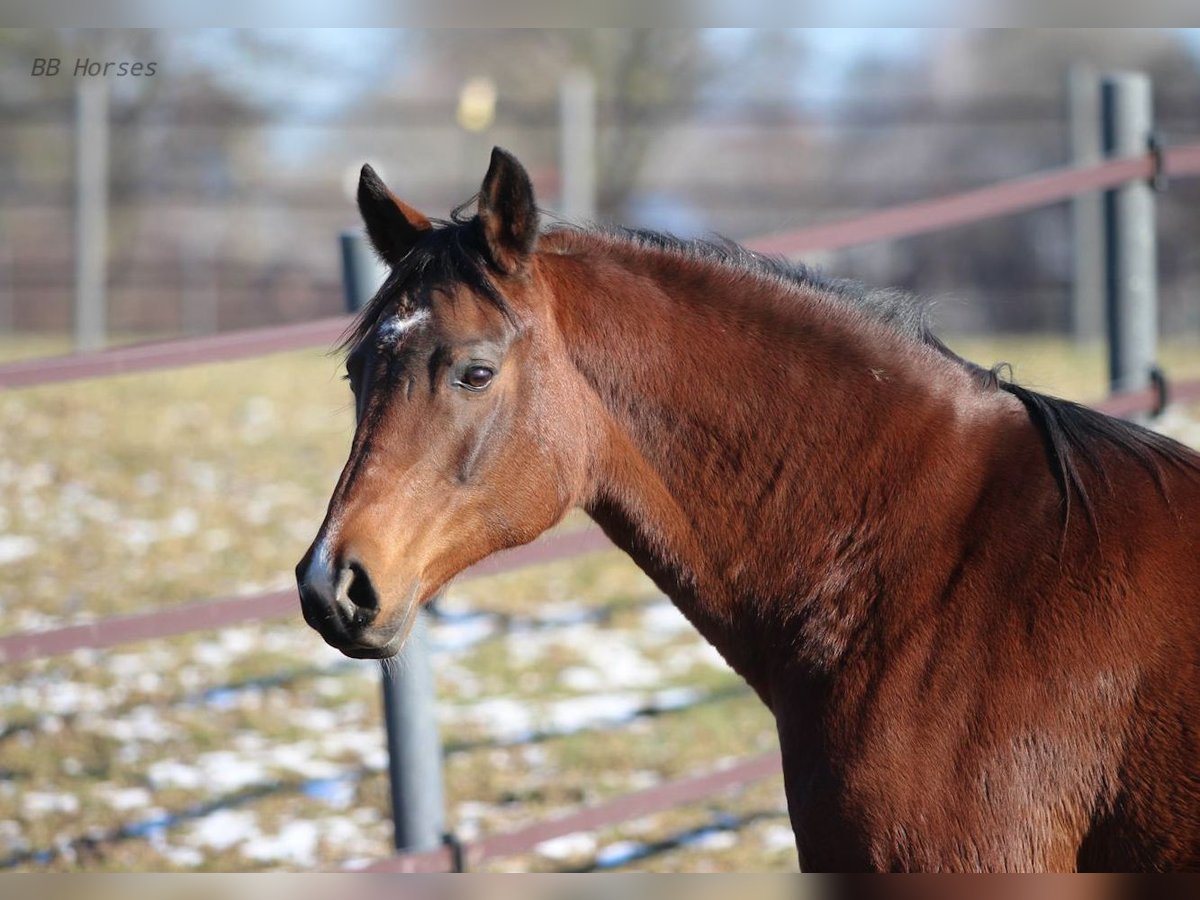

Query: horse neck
545;238;1006;687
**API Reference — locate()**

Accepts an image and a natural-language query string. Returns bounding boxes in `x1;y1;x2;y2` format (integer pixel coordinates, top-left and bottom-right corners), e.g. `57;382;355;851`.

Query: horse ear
477;147;539;274
357;164;431;266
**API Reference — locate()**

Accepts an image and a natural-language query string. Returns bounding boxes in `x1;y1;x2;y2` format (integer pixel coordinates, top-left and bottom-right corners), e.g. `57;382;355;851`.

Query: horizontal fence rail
358;751;784;873
0;528;614;665
745;142;1200;256
1092;378;1200;419
3;141;1199;392
2;137;1200;874
0;316;350;390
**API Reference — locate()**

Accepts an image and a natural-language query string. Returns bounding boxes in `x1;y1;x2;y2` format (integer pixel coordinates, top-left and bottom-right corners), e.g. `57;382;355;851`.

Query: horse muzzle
295;545;411;659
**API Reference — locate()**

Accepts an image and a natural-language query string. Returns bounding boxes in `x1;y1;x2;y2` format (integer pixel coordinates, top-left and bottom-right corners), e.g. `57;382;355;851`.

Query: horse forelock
339;217;510;359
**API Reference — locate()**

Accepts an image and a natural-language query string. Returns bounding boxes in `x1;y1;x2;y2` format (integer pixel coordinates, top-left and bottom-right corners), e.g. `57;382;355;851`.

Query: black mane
600;226;1199;526
344;215;1199;527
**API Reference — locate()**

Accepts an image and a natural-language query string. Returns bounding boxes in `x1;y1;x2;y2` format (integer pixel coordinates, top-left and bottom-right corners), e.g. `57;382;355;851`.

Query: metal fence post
1101;72;1158;399
559;69;597;222
340;229;447;854
1068;65;1103;345
74;79;108;352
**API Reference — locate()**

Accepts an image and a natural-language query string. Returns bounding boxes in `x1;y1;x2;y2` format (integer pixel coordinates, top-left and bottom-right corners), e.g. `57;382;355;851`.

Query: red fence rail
3;142;1200;393
2;141;1200;872
359;751;784;873
0;528;613;665
745;142;1200;256
0;316;350;390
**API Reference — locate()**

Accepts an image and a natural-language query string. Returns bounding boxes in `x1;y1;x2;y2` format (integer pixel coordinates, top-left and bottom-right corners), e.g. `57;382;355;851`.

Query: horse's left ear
477;147;539;274
357;164;432;266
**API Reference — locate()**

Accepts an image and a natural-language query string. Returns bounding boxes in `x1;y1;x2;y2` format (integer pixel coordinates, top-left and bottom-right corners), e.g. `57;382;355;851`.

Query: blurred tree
0;29;308;332
828;29;1200;335
419;29;723;218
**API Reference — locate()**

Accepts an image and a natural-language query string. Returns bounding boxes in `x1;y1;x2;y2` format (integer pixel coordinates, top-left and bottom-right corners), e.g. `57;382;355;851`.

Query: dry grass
0;331;1197;872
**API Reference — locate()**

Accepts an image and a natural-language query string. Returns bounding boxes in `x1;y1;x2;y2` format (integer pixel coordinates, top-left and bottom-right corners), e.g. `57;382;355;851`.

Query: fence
2;114;1200;873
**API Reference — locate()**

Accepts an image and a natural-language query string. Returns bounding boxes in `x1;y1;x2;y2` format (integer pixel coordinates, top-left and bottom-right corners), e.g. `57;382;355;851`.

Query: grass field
0;331;1197;872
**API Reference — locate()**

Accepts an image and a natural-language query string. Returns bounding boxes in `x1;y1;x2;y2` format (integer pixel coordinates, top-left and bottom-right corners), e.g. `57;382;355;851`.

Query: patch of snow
556;625;665;688
85;706;179;743
319;815;366;848
536;600;594;624
760;823;797;853
191;643;234;670
148;751;267;794
159;843;204;868
626;770;660;790
595;839;648;868
39;681;109;716
134;472;163;496
0;535;37;566
314;677;346;699
653;686;702;710
684;829;738;852
199;752;270;793
545;692;643;734
640;600;692;636
242;820;320;867
182;460;220;493
431;615;498;652
290;707;339;732
453;800;494;842
239;496;275;525
168;508;199;538
536;831;597;861
441;697;535;744
134;671;164;694
220;628;259;656
520;745;548;767
271;743;345;780
95;785;152;812
560;666;605;692
302;778;357;810
119;518;165;552
663;641;729;675
185;809;260;851
0;819;28;853
146;761;204;792
316;728;388;771
238;397;278;444
200;687;240;711
22;791;80;816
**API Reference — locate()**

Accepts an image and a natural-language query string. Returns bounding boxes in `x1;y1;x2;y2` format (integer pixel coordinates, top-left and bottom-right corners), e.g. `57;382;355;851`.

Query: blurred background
0;28;1198;874
3;28;1200;341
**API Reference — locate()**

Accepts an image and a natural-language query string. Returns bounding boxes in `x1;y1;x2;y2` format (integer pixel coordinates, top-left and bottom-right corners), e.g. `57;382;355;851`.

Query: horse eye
461;365;494;391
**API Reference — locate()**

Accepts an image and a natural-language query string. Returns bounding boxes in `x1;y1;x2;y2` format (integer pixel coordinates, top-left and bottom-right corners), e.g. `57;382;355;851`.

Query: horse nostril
339;560;380;613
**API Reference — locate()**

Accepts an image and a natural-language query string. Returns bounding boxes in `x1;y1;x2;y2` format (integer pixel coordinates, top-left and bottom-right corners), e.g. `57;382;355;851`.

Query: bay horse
296;147;1200;872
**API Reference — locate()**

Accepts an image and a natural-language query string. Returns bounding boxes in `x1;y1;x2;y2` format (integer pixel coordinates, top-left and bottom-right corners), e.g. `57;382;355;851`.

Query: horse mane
575;226;1200;525
342;213;1200;525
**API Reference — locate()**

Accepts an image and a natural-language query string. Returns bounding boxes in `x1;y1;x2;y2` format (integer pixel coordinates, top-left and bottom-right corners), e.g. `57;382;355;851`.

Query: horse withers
296;147;1200;871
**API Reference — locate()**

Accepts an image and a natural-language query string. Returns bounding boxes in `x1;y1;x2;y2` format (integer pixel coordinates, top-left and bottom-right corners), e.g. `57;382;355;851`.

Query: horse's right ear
477;147;539;274
357;164;431;266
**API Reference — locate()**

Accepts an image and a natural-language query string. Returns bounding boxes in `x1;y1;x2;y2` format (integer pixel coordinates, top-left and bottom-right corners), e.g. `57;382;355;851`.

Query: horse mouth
337;638;402;660
320;586;422;660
